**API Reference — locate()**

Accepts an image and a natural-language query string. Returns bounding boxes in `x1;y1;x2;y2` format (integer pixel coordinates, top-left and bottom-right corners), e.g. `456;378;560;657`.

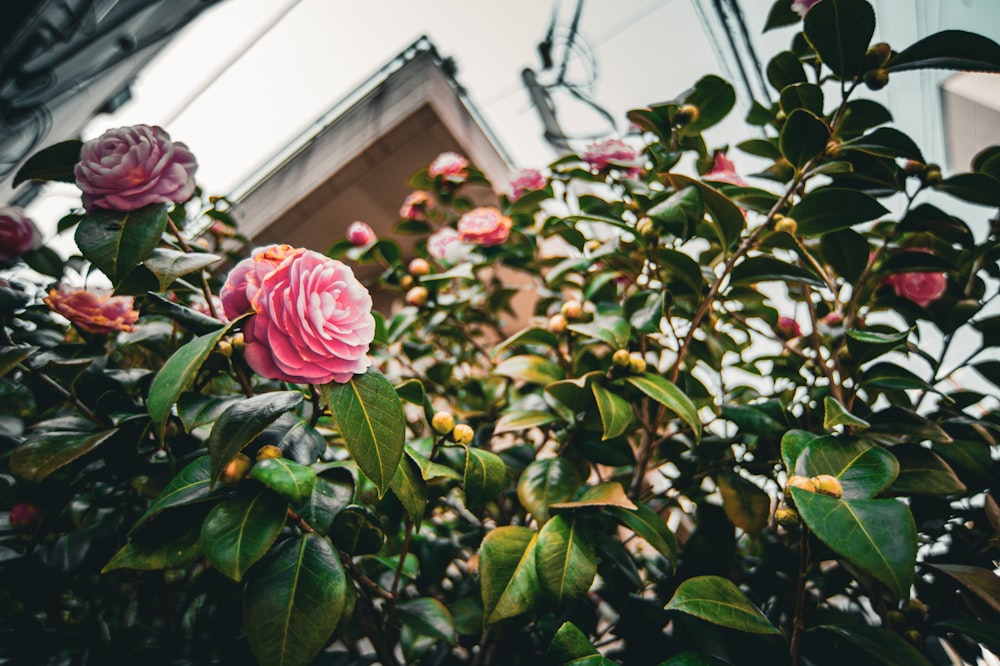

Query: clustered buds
221;453;253;485
561;299;583;321
675;104;700;126
406;285;429;307
431;411;455;435
452;423;474;445
784;474;843;499
256;445;283;461
408;257;431;277
773;215;798;236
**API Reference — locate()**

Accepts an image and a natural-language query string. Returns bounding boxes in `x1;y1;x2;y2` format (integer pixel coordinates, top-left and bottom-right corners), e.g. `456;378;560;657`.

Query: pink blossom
822;311;844;327
427;227;462;261
0;206;42;263
346;220;376;247
582;138;639;171
791;0;821;18
457;207;512;247
428;152;469;183
220;244;305;320
400;191;433;220
74;124;197;212
45;288;139;334
704;152;748;187
221;246;375;384
509;168;546;201
776;316;802;338
887;271;947;308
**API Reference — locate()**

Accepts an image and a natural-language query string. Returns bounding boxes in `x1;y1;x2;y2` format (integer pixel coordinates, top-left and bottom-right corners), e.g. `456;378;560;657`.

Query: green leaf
492;327;560;359
464;447;508;509
837;99;893;138
480;526;540;626
658;248;705;293
567;314;631;349
839;127;925;162
767;51;807;92
625;373;703;441
297;469;354;536
13;139;82;186
591;383;632;440
0;345;37;380
860;362;930;391
927;564;1000;615
75;204;169;286
668;174;746;249
888;444;966;496
780;109;830;169
22;245;65;278
729;255;825;287
781;429;817;473
10;430;115;483
820;229;870;282
142;248;221;291
535;515;597;607
320;369;405;498
780;83;824;116
132;456;221;532
800;436;898;499
398;597;456;645
792;488;916;597
607;502;678;566
103;521;203;573
207;391;303;487
846;327;910;364
330;505;384;555
717;471;770;535
546;621;599;662
648;186;703;239
887;29;1000;73
803;0;876;79
550;482;638;513
790;188;889;236
932;619;1000;656
394;378;424;405
666;575;781;635
938;173;1000;207
817;625;932;666
201;491;289;582
494;354;565;385
244;534;347;666
680;75;736;136
143;292;226;335
148;320;238;439
722;403;787;438
517;458;582;524
659;653;730;666
390;451;427;525
251;458;317;505
823;396;871;430
495;409;561;434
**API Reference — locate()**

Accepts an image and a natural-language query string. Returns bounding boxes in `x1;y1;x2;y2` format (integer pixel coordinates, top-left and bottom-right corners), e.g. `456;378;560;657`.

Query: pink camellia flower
400;191;433;220
791;0;821;18
428;152;470;183
9;502;41;529
776;315;802;338
221;245;375;384
427;227;471;264
704;152;748;187
74;124;197;212
45;288;139;335
0;206;42;263
509;168;547;201
582;138;639;171
457;207;512;247
346;220;376;247
887;271;947;308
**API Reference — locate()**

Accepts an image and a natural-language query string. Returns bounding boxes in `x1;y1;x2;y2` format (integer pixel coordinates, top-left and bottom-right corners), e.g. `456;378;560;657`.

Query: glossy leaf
624;373;702;441
803;0;876;79
143;248;221;291
592;383;632;440
492;327;560;359
480;526;540;626
75;204;168;286
846;327;910;364
517;458;582;524
103;521;203;573
10;430;115;483
546;621;599;662
888;444;966;496
398;597;456;645
0;345;36;380
206;391;303;487
390;451;427;525
766;51;807;91
251;458;317;505
464;447;508;508
12;139;81;185
780;83;824;116
823;396;871;430
781;429;817;474
840;127;924;162
201;491;288;582
330;505;384;556
792;488;916;597
607;502;679;565
321;369;405;498
668;174;746;249
296;469;354;536
789;188;889;237
535;515;597;607
938;173;1000;207
567;314;630;349
717;471;770;535
680;74;736;135
780;109;829;169
817;625;931;666
820;229;870;283
666;575;780;634
495;409;561;434
887;29;1000;73
144;292;226;335
800;436;898;499
243;534;347;666
730;255;825;288
148;321;238;439
550;482;637;513
132;456;221;532
927;564;1000;615
494;354;565;385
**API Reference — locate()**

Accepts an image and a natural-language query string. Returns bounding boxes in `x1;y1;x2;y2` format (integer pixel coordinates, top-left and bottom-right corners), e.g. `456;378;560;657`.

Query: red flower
428;152;469;183
704;152;748;187
346;221;376;247
508;168;546;201
776;316;802;338
887;271;947;308
45;288;139;335
400;191;433;220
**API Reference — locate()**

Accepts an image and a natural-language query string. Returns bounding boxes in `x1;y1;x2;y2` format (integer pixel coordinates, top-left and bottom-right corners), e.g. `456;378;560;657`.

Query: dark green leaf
780;83;824;115
464;447;508;508
495;409;561;434
394;378;424;405
607;502;678;566
143;291;226;335
839;127;924;162
933;619;1000;655
330;505;384;555
0;345;37;380
888;444;966;496
820;229;870;283
244;534;347;666
22;246;65;278
297;469;354;536
730;255;825;287
132;456;221;532
668;175;746;249
535;515;597;607
860;362;929;391
781;429;817;473
767;51;807;92
591;383;632;440
803;0;876;79
791;187;889;236
390;451;427;525
780;109;830;169
648;186;703;239
546;621;599;662
75;204;169;286
846;327;910;364
103;521;202;573
817;625;931;666
13;139;82;186
800;436;898;499
823;396;871;429
938;173;1000;207
251;458;317;505
201;491;289;581
887;29;1000;73
495;354;565;385
927;564;1000;615
666;575;781;634
480;526;540;626
567;314;631;349
517;458;582;524
398;597;456;645
624;373;702;441
680;75;736;135
207;391;303;486
717;470;770;535
492;327;560;359
143;248;221;291
10;430;115;483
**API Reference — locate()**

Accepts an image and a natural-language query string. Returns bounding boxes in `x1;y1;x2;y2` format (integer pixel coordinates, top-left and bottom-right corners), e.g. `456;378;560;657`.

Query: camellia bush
3;0;1000;664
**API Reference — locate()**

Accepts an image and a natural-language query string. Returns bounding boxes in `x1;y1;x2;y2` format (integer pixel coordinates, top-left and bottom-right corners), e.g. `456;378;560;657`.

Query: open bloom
221;245;375;384
791;0;821;18
346;220;376;246
428;152;469;183
427;227;471;263
400;191;433;220
582;138;639;171
887;271;947;307
508;168;546;201
45;288;139;334
457;207;512;247
74;124;197;212
704;152;748;187
0;206;42;263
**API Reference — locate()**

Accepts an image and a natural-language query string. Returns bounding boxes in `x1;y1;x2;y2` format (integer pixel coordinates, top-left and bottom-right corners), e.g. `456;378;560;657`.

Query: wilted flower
791;0;821;18
221;245;375;384
508;168;546;201
0;206;42;264
346;220;376;247
457;207;512;247
704;152;748;187
776;316;802;338
400;191;433;220
582;138;639;171
45;288;139;334
74;124;197;212
428;152;469;183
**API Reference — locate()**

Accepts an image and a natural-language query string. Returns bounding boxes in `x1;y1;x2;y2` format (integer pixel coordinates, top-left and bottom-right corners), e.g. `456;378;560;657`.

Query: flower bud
628;352;647;374
676;104;700;126
561;299;583;321
346;221;377;247
776;316;802;339
452;423;474;445
903;160;925;176
785;475;816;495
635;217;657;240
863;68;890;91
215;339;233;358
774;216;798;235
408;257;431;277
406;286;429;307
811;474;843;498
865;42;892;69
922;165;942;187
9;502;41;529
775;505;799;526
399;274;414;289
256;445;283;461
431;411;455;435
231;332;246;351
612;349;631;368
548;313;568;334
221;453;253;485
